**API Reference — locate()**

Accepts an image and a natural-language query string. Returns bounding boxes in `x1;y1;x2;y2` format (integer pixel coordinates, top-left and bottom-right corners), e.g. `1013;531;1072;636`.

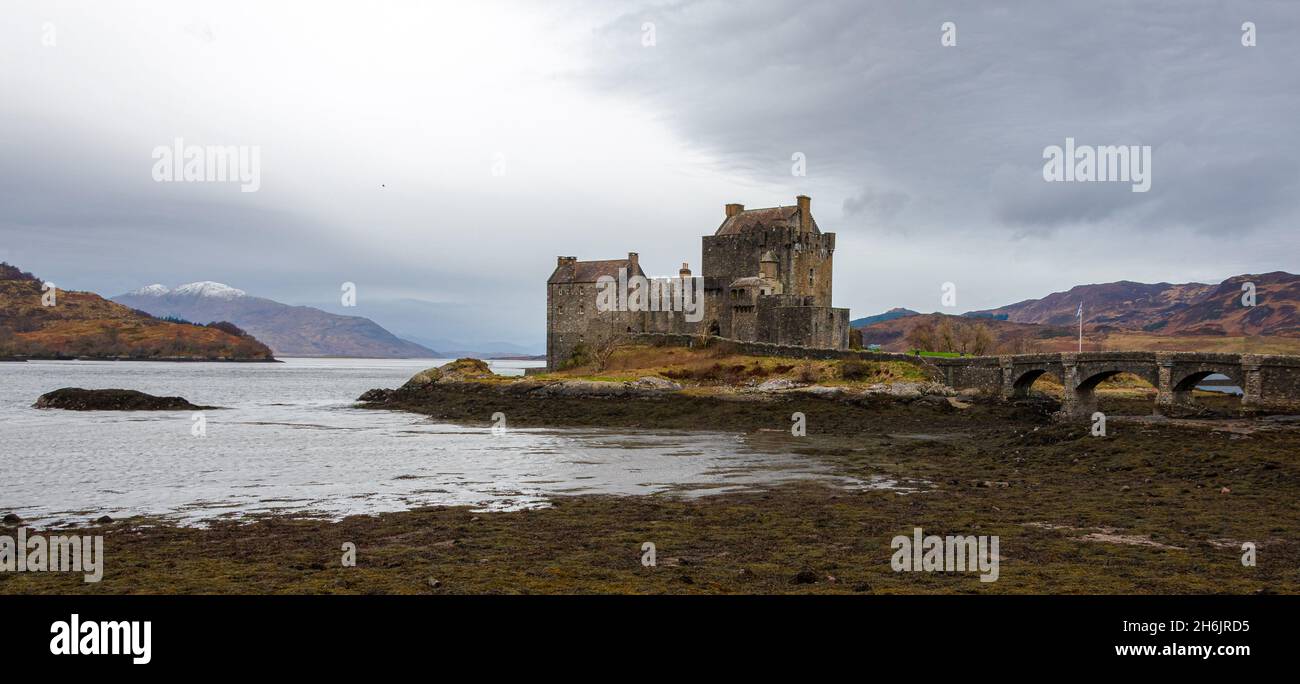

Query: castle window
808;268;815;285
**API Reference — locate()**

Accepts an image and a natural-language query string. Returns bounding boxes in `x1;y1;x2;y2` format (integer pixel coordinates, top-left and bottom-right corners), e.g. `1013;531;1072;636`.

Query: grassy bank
531;343;934;387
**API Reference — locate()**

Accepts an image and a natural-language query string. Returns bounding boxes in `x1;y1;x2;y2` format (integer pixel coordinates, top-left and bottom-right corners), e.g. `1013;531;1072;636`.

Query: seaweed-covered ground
5;388;1297;595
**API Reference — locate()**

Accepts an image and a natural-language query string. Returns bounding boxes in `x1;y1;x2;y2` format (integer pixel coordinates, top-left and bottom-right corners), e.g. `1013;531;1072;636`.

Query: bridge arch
1072;366;1162;416
1010;367;1061;396
1075;367;1160;392
1172;368;1243;393
1164;366;1244;415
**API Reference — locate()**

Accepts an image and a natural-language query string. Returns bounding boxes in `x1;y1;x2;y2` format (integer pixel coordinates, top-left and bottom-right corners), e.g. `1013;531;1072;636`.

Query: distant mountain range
968;271;1299;337
849;307;920;329
0;263;274;360
853;272;1300;354
302;297;543;358
114;282;439;358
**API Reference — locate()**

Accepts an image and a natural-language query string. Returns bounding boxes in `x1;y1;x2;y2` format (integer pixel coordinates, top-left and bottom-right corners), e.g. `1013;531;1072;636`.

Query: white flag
1076;302;1083;319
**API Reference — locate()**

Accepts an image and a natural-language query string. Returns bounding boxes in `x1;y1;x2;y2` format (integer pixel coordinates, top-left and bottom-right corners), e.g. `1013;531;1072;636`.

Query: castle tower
703;195;834;307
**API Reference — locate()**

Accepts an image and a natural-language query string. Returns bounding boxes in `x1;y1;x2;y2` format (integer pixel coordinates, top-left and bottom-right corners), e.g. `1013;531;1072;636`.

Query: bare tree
905;320;936;353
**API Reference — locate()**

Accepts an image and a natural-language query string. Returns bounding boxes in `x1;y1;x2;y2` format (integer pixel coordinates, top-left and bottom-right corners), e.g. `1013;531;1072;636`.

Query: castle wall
755;298;850;350
547;282;641;369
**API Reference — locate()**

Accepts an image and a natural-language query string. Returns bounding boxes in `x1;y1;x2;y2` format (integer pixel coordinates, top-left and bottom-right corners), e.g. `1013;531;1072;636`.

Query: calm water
0;358;868;527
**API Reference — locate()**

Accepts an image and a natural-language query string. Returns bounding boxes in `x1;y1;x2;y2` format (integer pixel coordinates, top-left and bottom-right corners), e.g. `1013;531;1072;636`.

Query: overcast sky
3;0;1298;349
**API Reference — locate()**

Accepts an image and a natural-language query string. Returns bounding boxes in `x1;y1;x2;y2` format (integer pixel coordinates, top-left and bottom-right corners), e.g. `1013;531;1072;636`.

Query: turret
759;250;778;280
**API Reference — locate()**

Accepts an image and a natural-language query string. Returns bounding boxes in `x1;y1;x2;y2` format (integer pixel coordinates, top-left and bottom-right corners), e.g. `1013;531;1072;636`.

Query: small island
33;387;215;411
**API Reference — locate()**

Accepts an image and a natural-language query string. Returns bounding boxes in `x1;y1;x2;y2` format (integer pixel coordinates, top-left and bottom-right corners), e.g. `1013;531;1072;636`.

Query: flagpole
1077;302;1083;353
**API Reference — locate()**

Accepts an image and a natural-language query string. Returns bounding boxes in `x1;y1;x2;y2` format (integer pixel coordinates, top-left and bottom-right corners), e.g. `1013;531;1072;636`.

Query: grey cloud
585;0;1300;240
4;0;1298;340
843;186;909;220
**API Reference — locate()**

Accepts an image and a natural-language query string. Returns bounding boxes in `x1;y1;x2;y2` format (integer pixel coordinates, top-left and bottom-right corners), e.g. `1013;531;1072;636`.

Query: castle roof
729;276;774;288
714;205;820;236
547;257;645;284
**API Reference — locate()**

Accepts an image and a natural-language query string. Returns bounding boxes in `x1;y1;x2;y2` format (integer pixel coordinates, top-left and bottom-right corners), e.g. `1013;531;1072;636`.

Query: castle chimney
679;262;692;278
557;255;576;267
725;203;744;218
796;195;811;233
627;252;639;272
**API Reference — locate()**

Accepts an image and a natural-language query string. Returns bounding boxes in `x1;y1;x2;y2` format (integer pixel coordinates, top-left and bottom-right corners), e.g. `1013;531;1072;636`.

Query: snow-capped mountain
128;281;248;299
129;284;172;297
115;283;439;358
170;281;248;299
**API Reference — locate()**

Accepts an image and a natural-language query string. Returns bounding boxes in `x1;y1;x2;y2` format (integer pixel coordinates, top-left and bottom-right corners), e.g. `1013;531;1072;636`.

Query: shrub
841;359;875;381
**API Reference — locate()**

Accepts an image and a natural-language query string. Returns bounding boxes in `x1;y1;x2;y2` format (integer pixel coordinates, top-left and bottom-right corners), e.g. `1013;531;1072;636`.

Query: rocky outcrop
357;388;394;402
34;388;214;411
402;358;495;387
358;360;689;404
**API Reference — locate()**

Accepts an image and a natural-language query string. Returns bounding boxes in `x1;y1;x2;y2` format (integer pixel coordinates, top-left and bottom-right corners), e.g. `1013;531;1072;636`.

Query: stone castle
546;195;850;369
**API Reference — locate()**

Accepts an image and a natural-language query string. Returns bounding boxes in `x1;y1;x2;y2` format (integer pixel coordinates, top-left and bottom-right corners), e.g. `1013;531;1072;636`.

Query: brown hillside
0;263;274;360
856;310;1300;355
970;272;1299;337
858;312;1075;354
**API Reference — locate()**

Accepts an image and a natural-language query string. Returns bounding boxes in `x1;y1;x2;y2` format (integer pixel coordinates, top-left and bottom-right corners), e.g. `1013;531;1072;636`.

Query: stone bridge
932;352;1300;418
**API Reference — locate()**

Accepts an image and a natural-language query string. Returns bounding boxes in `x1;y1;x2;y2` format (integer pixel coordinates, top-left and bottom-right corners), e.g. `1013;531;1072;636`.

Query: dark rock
33;388;213;411
851;582;872;593
2;513;21;524
94;515;113;524
357;388;394;403
426;578;442;589
737;568;756;580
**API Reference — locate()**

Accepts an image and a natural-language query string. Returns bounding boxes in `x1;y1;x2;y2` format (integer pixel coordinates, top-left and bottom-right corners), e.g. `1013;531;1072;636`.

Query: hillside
114;283;438;358
853;271;1300;355
848;307;918;328
969;271;1299;337
0;263;274;360
857;312;1074;354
